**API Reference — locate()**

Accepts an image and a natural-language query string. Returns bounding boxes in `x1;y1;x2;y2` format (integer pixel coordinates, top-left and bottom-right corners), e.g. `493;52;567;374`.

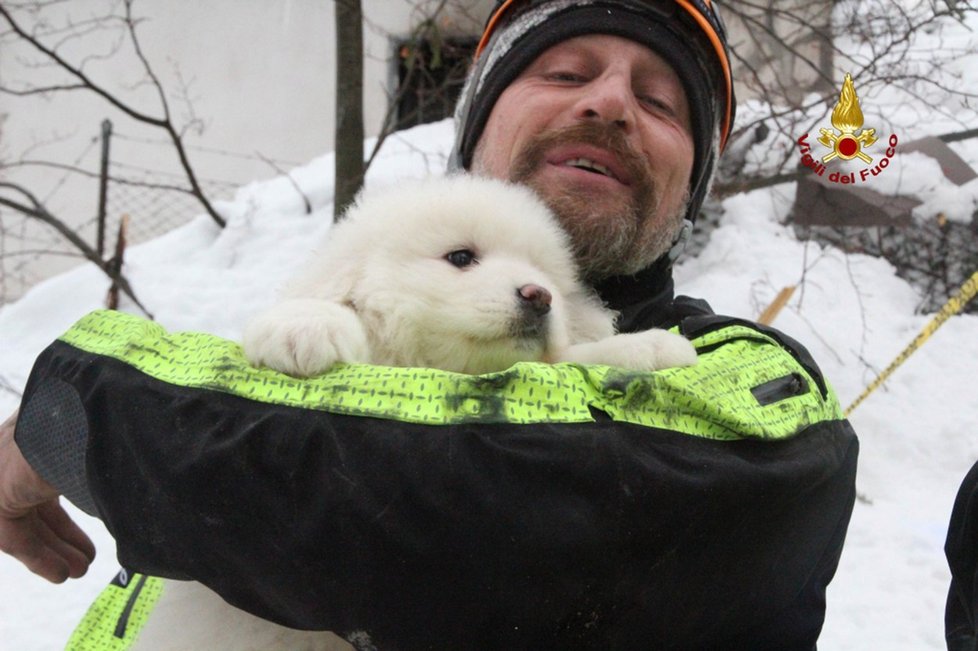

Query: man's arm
5;309;856;650
0;409;95;582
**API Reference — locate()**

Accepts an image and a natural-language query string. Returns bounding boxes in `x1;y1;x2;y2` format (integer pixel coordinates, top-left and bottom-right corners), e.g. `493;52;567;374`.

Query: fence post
97;119;113;258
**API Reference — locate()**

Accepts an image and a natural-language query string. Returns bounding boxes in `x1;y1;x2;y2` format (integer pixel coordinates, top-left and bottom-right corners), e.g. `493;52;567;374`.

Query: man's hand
0;409;95;582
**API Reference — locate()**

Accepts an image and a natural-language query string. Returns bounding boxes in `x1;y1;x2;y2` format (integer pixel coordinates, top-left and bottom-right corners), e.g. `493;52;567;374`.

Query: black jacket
946;460;978;651
16;266;857;650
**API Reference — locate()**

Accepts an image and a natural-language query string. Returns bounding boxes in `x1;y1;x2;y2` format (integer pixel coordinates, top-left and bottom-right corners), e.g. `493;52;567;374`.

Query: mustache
508;122;655;195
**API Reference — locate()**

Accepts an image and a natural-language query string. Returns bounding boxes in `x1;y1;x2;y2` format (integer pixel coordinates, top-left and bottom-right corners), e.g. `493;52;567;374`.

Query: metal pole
96;119;112;258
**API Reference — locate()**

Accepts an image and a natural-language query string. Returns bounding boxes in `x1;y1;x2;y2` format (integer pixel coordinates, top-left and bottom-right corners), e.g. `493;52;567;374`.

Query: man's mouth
546;147;633;186
562;157;616;180
511;125;649;194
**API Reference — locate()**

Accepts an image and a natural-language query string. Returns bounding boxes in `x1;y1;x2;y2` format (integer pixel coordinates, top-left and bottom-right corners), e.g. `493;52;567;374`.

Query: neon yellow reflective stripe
584;336;843;440
66;573;164;650
57;310;841;440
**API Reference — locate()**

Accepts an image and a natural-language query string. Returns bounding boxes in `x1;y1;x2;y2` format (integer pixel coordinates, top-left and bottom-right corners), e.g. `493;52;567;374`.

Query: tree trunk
334;0;364;221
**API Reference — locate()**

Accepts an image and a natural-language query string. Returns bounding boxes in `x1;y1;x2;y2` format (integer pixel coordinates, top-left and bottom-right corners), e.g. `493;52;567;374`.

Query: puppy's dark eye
446;249;477;268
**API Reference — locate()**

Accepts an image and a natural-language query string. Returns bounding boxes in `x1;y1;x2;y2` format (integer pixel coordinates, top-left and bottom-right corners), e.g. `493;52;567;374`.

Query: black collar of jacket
595;258;713;333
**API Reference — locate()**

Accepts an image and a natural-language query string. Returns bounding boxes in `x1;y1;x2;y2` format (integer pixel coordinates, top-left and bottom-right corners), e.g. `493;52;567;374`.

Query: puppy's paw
243;299;370;377
560;329;697;371
626;329;698;370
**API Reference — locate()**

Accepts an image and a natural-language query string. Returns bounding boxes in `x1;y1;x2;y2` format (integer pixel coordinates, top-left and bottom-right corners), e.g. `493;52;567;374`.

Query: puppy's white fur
132;176;696;651
244;175;697;376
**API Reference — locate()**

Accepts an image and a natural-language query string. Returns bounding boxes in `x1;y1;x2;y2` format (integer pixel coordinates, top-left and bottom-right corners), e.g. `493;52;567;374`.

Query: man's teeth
564;158;613;178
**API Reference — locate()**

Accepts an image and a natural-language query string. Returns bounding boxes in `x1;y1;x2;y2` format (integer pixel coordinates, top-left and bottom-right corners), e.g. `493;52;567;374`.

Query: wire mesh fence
0;121;292;306
95;165;238;250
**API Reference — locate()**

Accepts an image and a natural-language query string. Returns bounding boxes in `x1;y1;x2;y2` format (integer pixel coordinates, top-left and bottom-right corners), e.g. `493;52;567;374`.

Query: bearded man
1;2;857;649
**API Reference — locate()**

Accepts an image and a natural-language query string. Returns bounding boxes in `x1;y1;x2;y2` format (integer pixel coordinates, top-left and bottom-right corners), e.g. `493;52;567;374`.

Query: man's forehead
526;34;685;83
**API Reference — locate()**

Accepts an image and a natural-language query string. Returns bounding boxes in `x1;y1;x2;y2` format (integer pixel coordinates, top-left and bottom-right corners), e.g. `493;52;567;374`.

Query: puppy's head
296;176;603;374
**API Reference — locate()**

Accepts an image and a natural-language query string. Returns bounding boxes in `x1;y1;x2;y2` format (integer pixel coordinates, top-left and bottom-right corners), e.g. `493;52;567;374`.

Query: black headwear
449;0;737;233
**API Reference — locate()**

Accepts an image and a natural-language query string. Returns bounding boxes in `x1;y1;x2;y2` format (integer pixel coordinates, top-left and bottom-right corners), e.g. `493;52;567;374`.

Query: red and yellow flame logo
818;73;878;164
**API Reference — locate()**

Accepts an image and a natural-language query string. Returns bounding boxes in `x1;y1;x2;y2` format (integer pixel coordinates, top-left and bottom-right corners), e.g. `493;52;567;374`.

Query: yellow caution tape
845;269;978;416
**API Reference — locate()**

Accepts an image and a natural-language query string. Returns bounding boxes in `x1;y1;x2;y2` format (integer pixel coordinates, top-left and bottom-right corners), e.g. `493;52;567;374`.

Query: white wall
0;0;491;300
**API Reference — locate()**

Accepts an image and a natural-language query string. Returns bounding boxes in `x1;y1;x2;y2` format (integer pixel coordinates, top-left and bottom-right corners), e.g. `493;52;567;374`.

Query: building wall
1;0;831;300
0;0;492;300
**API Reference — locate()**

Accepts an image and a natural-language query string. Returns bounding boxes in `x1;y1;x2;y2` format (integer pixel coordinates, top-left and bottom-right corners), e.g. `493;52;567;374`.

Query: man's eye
445;249;477;268
546;71;586;83
639;94;675;115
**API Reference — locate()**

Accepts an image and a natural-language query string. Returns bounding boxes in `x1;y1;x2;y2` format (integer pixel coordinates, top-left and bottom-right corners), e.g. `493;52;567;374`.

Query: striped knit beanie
450;0;736;229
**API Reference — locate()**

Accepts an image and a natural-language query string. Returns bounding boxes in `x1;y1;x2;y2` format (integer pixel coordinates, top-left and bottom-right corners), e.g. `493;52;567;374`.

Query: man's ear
667;219;693;263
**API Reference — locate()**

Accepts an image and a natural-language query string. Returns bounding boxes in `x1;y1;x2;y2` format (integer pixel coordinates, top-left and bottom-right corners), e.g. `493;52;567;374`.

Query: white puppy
244;175;697;377
131;176;696;651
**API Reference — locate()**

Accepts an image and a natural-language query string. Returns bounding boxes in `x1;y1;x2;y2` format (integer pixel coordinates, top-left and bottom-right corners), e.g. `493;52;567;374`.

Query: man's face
472;34;694;280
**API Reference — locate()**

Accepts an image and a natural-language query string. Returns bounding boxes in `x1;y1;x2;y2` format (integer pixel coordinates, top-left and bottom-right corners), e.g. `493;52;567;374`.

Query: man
946;461;978;650
1;1;857;649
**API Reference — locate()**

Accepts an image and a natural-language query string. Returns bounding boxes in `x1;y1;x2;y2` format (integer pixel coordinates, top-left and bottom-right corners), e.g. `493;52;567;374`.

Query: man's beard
507;122;686;282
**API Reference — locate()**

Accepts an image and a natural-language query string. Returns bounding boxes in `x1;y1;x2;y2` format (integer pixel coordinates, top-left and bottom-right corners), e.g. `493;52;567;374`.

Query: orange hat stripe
474;0;733;150
675;0;733;149
475;0;518;59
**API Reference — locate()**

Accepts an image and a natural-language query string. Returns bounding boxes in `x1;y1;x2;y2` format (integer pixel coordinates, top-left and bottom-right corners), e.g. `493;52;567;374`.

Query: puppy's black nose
517;284;552;317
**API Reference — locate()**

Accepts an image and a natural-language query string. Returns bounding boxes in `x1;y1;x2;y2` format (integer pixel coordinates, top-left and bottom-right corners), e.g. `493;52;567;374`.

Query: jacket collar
594;259;676;331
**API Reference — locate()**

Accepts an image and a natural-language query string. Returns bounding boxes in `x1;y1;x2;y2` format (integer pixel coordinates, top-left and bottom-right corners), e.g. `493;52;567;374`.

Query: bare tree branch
5;159;201;195
364;0;451;171
255;152;312;215
0;1;226;227
715;0;978;187
0;181;153;317
0;4;165;125
1;83;87;95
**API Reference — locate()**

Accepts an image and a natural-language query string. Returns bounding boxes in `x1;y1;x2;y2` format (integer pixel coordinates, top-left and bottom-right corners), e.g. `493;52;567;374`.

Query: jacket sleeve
16;310;857;651
945;460;978;650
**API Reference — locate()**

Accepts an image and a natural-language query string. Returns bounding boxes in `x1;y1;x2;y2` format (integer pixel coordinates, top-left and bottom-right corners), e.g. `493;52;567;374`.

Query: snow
2;23;978;651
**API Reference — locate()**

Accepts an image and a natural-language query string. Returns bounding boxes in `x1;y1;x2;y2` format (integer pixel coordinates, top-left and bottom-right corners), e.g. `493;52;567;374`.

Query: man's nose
574;72;635;131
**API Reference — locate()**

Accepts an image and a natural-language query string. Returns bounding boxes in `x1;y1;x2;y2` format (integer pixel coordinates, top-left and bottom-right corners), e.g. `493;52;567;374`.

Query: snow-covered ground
3;13;978;650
